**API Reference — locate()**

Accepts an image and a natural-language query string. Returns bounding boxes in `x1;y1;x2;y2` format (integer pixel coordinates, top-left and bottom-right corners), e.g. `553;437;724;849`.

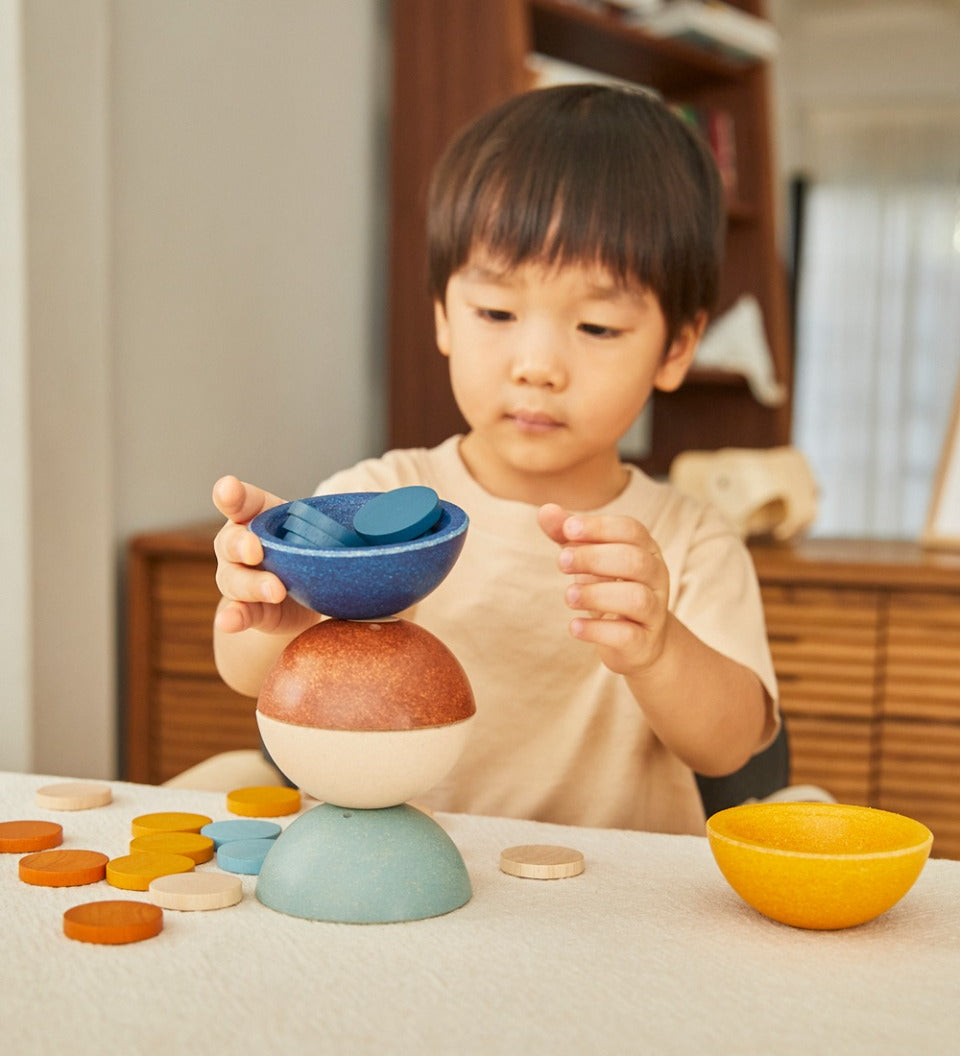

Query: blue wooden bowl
249;493;468;620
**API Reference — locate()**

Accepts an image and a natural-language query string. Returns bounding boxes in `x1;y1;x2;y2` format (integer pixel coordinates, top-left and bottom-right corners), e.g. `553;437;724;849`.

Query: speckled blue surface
256;802;472;923
250;493;469;620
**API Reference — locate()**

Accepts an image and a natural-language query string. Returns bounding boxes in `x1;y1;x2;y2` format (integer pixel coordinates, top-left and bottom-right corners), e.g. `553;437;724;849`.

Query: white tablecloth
2;771;959;1055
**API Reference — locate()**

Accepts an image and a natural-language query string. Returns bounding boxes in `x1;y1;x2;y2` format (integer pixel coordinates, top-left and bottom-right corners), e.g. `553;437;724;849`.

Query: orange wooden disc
129;832;215;864
106;852;195;891
19;849;109;887
130;812;212;838
226;786;301;818
0;820;64;853
63;900;163;945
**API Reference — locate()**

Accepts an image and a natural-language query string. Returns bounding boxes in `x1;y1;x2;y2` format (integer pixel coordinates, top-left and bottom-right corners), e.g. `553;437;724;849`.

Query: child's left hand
538;502;670;678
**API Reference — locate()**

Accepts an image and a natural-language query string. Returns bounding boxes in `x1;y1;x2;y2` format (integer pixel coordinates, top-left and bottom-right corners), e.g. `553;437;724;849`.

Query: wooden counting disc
35;781;113;811
499;844;585;880
129;832;215;864
148;872;243;912
353;486;442;544
130;811;212;838
201;818;282;849
106;852;195;891
19;849;109;887
0;820;63;853
63;900;163;945
226;785;301;818
216;838;275;875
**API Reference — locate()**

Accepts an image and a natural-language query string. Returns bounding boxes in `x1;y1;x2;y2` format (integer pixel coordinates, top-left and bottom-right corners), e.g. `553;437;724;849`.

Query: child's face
434;249;703;507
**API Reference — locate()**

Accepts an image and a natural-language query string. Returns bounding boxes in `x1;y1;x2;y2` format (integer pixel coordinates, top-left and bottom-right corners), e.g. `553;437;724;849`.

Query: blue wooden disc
288;500;365;546
278;527;322;549
282;512;348;549
352;486;442;545
216;837;277;875
201;819;282;850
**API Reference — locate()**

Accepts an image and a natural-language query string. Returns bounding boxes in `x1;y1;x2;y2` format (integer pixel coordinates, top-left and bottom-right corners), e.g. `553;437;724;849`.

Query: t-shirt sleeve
670;503;780;750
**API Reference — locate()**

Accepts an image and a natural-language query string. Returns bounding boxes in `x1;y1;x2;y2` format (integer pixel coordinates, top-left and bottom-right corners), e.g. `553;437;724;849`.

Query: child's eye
477;308;515;323
579;322;622;339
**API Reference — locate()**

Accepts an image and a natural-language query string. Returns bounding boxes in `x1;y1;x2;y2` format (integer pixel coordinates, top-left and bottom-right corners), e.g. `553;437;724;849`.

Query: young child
207;84;778;834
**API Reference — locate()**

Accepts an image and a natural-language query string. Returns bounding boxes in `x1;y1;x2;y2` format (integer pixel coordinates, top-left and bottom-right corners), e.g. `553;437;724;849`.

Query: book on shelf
627;1;780;64
672;103;739;201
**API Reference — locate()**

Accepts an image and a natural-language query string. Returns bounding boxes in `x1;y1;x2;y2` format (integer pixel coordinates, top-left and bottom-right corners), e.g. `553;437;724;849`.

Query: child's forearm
625;614;770;777
213;601;300;698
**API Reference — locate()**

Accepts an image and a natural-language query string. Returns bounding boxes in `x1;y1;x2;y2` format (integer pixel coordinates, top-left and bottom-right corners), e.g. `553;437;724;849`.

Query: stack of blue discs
277;486;443;550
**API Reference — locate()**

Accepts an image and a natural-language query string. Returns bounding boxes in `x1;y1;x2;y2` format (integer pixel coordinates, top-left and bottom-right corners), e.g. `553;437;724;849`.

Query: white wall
770;0;960;178
0;0;32;772
6;0;385;778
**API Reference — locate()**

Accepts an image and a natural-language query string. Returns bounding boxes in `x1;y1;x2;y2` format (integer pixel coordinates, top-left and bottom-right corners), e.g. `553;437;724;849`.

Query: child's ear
434;299;451;358
653;312;708;393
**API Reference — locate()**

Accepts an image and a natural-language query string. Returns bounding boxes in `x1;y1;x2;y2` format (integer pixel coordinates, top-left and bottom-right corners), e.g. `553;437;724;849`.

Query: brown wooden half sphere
257;619;475;731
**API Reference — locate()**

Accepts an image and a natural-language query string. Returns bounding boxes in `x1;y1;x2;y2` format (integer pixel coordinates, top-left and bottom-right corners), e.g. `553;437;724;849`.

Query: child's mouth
508;411;562;434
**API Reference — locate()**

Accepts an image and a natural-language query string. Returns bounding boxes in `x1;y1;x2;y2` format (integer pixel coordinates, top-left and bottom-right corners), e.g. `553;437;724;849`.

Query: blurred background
2;0;958;783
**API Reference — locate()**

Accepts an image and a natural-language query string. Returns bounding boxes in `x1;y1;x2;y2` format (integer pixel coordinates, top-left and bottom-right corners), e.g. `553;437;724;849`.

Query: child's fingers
214;519;264;569
215;556;286;605
214;599;288;635
559;512;655;546
558;541;665;586
212;475;286;525
537;503;571;544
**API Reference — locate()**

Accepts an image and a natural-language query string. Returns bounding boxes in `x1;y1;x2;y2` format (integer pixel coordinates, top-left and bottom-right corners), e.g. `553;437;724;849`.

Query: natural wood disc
35;781;113;811
499;844;585;880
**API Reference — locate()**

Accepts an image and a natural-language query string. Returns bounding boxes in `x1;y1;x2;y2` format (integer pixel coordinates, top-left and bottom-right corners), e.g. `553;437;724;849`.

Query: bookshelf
387;0;792;475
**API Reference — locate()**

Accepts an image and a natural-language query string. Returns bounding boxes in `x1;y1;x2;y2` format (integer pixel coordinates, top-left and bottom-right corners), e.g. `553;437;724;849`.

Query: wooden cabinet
125;528;960;858
751;539;960;859
125;525;258;785
388;0;791;475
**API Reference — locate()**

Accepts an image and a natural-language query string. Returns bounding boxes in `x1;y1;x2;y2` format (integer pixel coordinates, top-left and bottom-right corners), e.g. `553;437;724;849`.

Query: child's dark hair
427;83;725;340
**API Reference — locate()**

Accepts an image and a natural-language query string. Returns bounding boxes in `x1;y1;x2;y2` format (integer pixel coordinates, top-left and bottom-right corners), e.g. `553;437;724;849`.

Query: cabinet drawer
877;718;960;858
151;676;259;784
784;714;874;806
762;585;882;719
883;592;960;721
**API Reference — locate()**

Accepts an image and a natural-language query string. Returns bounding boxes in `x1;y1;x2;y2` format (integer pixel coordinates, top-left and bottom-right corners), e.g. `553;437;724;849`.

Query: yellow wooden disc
129;832;215;864
35;781;113;811
147;871;243;911
226;786;301;818
499;844;585;880
130;811;212;837
106;852;195;891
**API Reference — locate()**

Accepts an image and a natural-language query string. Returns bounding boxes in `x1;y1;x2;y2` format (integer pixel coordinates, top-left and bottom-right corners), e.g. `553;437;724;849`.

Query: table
2;771;959;1055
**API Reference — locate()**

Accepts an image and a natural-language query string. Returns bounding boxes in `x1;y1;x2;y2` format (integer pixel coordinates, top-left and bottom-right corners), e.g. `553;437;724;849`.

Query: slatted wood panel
761;584;882;719
126;528;260;784
877;721;960;859
878;593;960;858
786;715;874;806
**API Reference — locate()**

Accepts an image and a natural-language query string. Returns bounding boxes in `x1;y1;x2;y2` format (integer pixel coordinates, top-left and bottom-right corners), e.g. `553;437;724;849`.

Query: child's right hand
212;475;316;637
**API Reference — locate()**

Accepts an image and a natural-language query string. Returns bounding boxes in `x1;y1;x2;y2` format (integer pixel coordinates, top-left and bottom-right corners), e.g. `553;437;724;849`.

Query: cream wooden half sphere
257;619;476;808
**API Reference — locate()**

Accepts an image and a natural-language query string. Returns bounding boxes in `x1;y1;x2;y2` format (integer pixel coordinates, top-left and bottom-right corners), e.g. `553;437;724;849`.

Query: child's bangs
465;150;665;294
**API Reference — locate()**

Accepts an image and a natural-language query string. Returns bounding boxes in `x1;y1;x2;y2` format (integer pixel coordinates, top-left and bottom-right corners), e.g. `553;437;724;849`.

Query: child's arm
538;503;768;777
212;475;319;697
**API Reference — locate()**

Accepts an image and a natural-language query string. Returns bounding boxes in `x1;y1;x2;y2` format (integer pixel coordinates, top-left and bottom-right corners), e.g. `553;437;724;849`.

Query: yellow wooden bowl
706;802;932;929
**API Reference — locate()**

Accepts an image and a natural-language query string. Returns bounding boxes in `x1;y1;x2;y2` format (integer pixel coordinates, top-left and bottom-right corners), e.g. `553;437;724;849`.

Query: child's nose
510;328;566;388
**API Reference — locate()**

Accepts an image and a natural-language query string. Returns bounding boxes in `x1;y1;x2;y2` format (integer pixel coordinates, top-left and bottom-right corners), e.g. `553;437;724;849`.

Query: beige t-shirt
318;436;778;835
